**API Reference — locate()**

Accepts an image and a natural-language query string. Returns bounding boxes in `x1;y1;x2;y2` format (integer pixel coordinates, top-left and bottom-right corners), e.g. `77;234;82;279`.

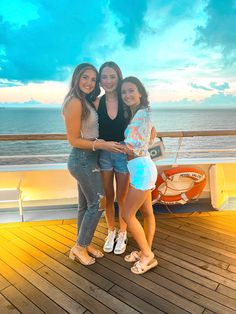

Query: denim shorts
127;156;157;190
99;150;128;173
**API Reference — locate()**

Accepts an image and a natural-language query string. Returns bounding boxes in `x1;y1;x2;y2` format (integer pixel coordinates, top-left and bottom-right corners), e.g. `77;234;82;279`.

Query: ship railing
0;130;236;166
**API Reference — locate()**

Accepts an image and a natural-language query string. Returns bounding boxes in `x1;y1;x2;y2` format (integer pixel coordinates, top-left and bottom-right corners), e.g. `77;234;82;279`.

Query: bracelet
92;138;99;151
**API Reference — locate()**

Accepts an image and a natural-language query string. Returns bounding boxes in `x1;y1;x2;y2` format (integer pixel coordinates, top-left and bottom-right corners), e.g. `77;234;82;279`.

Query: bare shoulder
64;98;82;115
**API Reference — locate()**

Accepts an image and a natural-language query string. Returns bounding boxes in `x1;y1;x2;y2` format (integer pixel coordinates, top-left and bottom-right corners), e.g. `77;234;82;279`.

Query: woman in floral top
121;76;158;274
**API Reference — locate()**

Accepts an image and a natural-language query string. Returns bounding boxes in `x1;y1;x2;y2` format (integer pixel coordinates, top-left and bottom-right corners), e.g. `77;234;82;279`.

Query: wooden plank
174;217;236;238
216;284;236;300
108;285;165;314
161;235;236;266
144;270;236;314
0;238;43;271
1;286;44;314
0;259;68;314
33;225;75;246
157;222;236;253
155;236;229;270
154;265;236;311
99;242;236;314
0;248;85;313
0;219;69;229
9;228;113;291
203;310;217;314
156;225;236;259
229;265;236;274
21;226;69;253
159;219;236;245
96;254;203;314
192;216;236;233
156;250;236;290
37;266;115;314
0;293;20;314
88;256;187;314
0;274;11;291
153;241;236;282
9;236;138;314
47;225;77;240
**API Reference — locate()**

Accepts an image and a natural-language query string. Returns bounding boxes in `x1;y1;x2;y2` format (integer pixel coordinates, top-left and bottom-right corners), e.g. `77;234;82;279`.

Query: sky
0;0;236;109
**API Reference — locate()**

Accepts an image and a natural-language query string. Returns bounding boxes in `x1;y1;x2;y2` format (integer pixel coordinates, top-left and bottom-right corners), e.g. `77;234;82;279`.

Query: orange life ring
152;167;207;205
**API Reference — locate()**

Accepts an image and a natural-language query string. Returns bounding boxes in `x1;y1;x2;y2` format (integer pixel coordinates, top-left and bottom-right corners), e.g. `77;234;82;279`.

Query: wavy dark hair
63;63;100;118
121;76;150;122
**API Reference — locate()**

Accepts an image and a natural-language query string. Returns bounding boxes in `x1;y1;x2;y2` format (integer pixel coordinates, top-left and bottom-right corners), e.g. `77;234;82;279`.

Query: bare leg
115;171;130;232
139;191;156;248
122;186;154;263
101;171;115;230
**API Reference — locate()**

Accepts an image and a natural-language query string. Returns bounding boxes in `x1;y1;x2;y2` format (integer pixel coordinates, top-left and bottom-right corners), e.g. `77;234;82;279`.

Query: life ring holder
152;167;207;205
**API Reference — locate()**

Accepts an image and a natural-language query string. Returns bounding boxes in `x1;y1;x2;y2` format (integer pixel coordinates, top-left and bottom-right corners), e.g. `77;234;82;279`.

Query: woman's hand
120;144;135;156
150;126;157;145
100;141;124;153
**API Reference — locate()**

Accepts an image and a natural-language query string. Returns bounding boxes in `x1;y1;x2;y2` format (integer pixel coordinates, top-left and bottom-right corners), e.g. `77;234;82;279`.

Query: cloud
109;0;148;47
190;83;212;91
0;0;114;82
191;81;230;91
209;81;230;90
155;92;236;109
0;0;152;83
0;79;23;87
195;0;236;63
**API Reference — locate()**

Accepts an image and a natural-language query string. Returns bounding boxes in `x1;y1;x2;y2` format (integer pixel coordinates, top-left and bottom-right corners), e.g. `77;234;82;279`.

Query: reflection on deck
0;211;236;313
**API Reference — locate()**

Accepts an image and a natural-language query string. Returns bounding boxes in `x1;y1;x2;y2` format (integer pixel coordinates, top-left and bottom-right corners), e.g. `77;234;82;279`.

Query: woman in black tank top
96;62;130;255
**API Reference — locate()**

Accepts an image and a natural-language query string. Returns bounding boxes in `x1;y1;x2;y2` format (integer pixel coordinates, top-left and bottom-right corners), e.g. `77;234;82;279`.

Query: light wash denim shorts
127;156;157;191
99;150;128;173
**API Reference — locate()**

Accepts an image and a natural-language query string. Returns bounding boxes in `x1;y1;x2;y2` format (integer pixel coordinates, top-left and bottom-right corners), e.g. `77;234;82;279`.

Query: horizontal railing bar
1;148;236;160
1;130;236;141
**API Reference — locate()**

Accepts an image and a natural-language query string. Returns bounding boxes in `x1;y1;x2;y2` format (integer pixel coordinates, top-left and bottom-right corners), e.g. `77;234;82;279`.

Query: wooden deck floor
0;211;236;314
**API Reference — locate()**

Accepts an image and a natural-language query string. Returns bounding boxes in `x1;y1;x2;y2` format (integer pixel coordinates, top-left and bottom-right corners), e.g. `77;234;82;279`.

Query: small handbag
148;137;165;161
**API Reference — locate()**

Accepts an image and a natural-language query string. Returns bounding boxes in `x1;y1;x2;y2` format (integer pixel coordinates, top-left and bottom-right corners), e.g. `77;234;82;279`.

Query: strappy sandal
69;247;95;265
124;251;140;262
87;248;104;258
131;258;158;275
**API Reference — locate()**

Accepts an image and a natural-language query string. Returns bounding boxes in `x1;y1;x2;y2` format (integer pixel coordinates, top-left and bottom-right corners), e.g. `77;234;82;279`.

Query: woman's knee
87;193;106;214
121;208;132;223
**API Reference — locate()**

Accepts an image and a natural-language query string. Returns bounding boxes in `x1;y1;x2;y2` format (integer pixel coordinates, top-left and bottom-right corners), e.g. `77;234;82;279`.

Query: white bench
0;188;23;222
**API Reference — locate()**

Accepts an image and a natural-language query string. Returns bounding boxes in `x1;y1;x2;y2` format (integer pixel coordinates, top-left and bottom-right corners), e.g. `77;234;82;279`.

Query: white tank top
80;102;99;139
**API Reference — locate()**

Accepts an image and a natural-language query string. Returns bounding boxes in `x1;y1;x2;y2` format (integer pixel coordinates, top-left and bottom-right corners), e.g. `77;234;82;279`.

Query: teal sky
0;0;236;109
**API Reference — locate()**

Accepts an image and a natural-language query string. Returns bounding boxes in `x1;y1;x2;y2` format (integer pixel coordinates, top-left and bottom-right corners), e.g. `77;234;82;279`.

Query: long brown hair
63;63;100;118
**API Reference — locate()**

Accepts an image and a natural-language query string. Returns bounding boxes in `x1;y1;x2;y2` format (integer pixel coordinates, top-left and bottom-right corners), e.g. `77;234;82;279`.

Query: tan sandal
131;258;158;274
69;247;95;265
124;251;140;262
87;248;104;258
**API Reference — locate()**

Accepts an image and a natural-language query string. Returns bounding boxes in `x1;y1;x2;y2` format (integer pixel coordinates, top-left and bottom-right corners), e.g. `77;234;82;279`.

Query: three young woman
96;62;130;255
120;76;158;274
63;62;158;274
63;63;123;265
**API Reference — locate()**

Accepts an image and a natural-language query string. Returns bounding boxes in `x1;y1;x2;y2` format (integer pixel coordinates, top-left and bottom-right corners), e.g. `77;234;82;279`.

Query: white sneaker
103;229;116;253
114;231;128;255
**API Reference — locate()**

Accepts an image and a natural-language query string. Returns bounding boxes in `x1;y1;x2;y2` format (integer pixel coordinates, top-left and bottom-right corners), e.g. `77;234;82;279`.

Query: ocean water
0;107;236;164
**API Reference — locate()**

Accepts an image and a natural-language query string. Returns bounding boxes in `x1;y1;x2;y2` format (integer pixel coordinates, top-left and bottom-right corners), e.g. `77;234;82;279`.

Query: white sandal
131;258;158;274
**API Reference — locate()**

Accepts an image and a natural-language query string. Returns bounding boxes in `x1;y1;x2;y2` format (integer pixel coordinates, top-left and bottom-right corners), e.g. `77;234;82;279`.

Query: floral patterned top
124;108;153;156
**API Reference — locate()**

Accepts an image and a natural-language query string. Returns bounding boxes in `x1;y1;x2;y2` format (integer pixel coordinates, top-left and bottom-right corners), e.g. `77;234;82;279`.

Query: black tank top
97;95;126;141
